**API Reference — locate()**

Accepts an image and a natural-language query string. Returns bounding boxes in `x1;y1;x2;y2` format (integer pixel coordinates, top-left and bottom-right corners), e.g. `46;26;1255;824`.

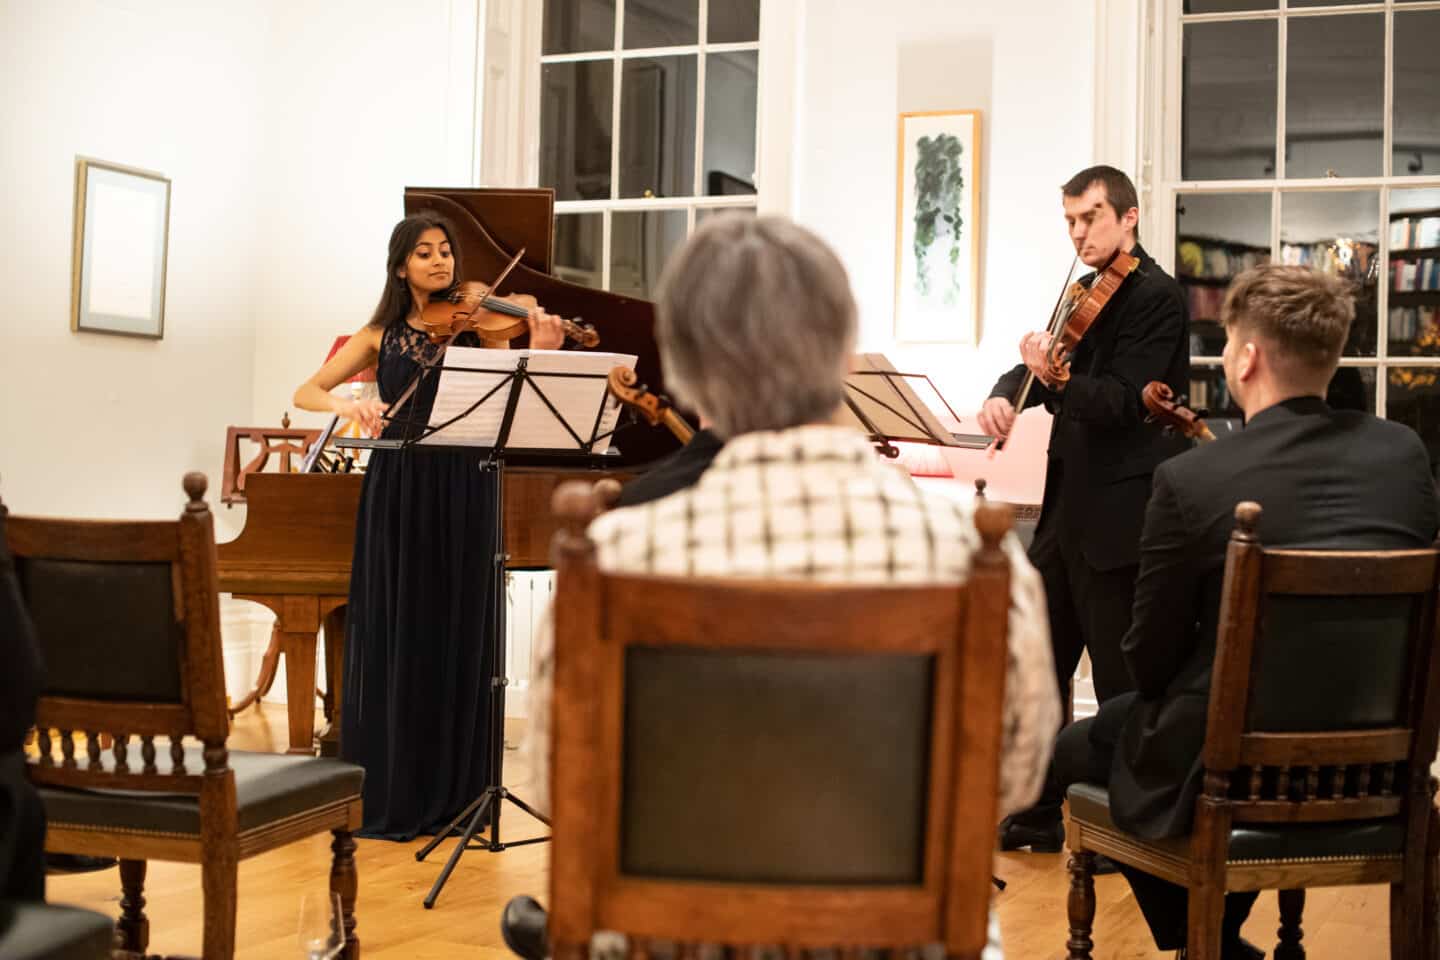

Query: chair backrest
1203;501;1440;828
547;482;1015;960
7;473;231;800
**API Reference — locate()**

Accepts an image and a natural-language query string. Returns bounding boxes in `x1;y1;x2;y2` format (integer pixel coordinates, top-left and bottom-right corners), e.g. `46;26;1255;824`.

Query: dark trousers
1049;696;1258;952
1028;504;1138;710
0;752;45;901
1010;501;1139;832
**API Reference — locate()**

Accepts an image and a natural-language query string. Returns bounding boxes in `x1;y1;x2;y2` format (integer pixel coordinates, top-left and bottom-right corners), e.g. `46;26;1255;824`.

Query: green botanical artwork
911;133;965;303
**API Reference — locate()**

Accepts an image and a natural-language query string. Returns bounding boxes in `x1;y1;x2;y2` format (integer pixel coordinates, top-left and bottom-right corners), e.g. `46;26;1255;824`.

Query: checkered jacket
532;425;1057;821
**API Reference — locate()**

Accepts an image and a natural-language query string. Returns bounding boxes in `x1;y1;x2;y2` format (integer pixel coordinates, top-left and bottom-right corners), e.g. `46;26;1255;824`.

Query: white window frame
532;0;767;292
1141;0;1440;417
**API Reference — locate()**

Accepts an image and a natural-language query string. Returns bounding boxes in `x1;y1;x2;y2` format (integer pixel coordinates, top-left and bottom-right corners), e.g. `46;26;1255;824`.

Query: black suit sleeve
1121;463;1200;698
1054;283;1186;428
0;526;42;753
988;362;1060;411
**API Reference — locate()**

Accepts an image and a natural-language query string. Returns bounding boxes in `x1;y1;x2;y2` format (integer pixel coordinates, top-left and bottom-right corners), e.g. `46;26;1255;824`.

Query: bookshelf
1388;206;1440;357
1176;235;1269;353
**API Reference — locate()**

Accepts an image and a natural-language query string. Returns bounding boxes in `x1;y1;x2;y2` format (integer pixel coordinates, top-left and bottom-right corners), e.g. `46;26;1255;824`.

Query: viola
994;250;1140;451
419;248;600;348
1141;381;1215;443
607;366;694;444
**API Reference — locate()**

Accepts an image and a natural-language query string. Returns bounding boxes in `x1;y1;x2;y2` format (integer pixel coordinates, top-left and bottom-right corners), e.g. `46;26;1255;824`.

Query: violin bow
993;255;1078;454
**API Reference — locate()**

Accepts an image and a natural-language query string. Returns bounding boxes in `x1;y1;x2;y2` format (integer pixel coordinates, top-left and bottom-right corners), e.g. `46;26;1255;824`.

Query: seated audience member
502;214;1060;960
1;511;45;902
1047;264;1439;958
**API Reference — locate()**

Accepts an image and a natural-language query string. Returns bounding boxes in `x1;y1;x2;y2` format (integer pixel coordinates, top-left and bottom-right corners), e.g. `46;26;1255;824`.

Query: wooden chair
1065;501;1440;959
546;482;1017;960
8;474;364;960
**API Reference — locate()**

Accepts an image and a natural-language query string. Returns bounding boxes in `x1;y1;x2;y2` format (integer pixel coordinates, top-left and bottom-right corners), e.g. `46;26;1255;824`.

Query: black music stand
339;346;631;909
840;354;977;456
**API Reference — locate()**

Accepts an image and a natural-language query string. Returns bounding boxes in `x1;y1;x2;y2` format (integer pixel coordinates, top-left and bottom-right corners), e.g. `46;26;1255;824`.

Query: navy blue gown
341;322;499;840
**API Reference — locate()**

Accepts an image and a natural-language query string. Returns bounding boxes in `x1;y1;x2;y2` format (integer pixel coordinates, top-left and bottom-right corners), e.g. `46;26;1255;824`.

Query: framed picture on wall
71;157;171;339
894;110;981;344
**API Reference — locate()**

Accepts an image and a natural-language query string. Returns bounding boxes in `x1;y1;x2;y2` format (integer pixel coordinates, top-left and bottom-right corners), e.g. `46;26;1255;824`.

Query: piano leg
227;625;283;716
279;630;319;756
319;606;347;758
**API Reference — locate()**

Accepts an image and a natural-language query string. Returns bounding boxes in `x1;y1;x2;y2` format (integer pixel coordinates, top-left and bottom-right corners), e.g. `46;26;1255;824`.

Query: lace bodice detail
376;323;482;439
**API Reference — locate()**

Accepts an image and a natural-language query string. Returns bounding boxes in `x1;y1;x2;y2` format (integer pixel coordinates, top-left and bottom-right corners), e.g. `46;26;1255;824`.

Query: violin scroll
1142;381;1216;444
607;366;694;444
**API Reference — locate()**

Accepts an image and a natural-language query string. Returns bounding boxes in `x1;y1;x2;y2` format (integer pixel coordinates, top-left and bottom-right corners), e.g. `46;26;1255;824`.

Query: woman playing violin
292;210;564;840
977;166;1190;856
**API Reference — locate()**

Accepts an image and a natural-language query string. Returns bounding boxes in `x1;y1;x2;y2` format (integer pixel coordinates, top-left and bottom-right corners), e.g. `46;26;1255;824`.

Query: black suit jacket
616;429;724;508
1110;397;1439;839
989;245;1190;570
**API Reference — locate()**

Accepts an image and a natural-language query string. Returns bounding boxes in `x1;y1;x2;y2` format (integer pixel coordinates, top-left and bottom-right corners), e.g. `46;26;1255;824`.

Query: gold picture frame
71;157;171;339
894;109;982;344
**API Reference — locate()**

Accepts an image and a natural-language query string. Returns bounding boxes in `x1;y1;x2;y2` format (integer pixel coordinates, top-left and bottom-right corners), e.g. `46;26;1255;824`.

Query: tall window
1152;0;1440;467
538;0;761;298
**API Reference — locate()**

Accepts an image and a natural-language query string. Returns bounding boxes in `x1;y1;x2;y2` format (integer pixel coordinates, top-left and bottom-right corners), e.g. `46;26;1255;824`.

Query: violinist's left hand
1020;332;1052;379
1020;331;1069;391
530;309;566;350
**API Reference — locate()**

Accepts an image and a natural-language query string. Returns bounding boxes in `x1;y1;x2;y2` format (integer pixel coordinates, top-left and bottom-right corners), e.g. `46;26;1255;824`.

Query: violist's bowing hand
529;308;565;350
977;396;1016;440
341;397;390;437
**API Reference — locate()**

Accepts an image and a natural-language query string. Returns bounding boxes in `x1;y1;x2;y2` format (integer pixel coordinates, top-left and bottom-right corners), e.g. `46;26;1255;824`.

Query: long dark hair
367;210;462;329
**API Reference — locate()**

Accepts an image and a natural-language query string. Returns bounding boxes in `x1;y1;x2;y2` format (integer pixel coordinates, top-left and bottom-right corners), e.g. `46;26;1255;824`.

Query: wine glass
297;891;346;960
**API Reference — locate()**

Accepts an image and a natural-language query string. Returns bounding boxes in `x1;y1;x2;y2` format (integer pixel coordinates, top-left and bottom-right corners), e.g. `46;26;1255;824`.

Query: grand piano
217;187;681;754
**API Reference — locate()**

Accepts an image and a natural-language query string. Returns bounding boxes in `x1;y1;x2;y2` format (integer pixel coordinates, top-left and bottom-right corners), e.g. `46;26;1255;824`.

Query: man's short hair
1221;264;1355;378
655;214;857;438
1061;165;1140;231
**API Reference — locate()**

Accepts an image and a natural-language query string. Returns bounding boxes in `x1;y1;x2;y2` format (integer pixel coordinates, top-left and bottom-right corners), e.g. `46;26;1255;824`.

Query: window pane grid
542;0;761;298
1172;0;1440;429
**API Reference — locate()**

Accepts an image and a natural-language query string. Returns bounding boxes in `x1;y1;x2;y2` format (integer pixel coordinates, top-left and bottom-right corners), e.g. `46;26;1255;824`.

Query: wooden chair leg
1066;850;1097;960
1275;888;1305;960
202;846;239;960
116;858;149;953
332;828;360;959
1426;795;1440;960
1186;878;1227;960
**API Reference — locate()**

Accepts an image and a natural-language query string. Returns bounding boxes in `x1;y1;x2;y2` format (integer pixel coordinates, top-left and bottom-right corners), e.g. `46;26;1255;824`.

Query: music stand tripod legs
415;371;554;909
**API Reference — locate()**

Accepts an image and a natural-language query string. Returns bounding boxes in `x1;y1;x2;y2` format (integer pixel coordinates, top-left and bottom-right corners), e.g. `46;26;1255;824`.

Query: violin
1141;381;1215;443
994;250;1141;451
607;366;694;444
419;248;600;348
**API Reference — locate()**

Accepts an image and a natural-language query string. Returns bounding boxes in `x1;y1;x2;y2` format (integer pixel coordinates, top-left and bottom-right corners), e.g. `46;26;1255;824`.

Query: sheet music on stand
840;353;982;454
340;346;638;455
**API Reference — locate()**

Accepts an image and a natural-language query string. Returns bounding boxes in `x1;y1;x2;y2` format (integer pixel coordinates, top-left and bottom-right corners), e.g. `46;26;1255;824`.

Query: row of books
1391;259;1440;293
1389;216;1440;251
1391;306;1440;348
1184;284;1229;322
1280;240;1377;281
1176;238;1267;280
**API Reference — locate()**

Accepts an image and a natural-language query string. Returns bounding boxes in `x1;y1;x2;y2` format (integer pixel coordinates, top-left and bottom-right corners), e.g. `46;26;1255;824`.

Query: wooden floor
47;704;1392;959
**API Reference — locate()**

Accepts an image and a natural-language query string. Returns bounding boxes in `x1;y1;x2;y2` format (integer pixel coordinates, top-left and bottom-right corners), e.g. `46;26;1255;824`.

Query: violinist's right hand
977;396;1016;440
339;397;390;437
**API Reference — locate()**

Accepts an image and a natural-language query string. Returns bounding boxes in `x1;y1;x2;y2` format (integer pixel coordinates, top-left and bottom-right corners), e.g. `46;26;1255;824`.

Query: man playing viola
977;165;1189;853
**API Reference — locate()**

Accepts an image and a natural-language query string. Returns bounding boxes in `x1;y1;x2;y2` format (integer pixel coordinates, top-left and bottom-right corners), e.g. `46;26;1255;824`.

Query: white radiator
504;570;555;718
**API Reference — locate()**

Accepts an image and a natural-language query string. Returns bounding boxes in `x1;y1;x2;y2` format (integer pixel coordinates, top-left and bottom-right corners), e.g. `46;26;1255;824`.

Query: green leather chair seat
1067;782;1406;862
0;901;113;960
38;749;363;836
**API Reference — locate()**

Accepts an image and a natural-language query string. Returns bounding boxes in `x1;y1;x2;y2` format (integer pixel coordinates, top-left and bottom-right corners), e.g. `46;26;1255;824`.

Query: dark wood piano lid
405;186;680;466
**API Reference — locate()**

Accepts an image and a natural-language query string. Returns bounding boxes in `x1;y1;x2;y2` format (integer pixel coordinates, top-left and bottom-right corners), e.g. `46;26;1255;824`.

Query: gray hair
655;214;857;438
